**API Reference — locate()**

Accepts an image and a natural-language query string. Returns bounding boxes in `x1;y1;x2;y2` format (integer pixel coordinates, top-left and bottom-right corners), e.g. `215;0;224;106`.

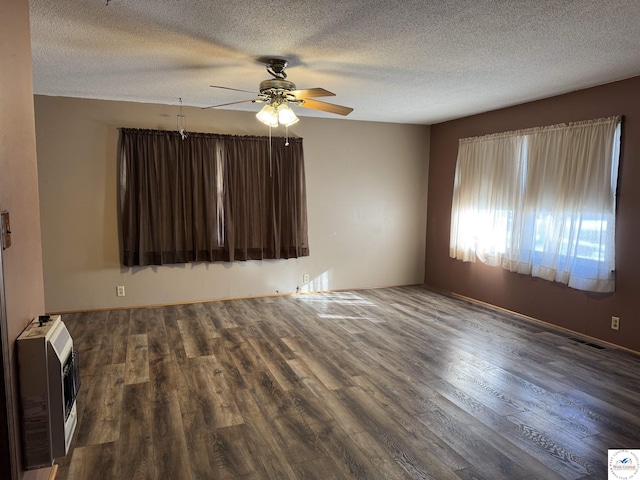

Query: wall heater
16;315;79;469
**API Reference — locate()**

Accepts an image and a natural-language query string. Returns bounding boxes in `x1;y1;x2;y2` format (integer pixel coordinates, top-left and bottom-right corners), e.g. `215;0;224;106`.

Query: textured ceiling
29;0;640;125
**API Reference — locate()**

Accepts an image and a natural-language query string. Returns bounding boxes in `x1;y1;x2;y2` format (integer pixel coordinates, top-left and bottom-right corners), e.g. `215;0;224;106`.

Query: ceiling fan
205;58;353;126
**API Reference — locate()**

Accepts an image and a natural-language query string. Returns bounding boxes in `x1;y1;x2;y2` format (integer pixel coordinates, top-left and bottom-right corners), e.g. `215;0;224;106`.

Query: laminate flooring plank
77;338;107;378
497;414;599;479
76;310;108;349
508;390;600;440
304;311;360;341
64;442;117;480
177;316;216;358
191;302;223;340
435;358;598;440
430;374;585;479
109;309;131;365
347;430;415;480
581;429;638;456
600;348;640;373
205;301;239;329
182;430;218;480
128;307;151;335
224;299;262;329
308;291;382;318
342;347;439;409
282;336;353;390
321;315;368;335
506;412;607;478
180;414;262;480
345;375;428;437
270;412;327;465
116;382;152;480
212;338;249;394
431;364;527;416
220;326;246;346
74;363;125;447
178;354;244;430
228;339;264;376
290;456;350;480
346;380;469;476
253;301;298;338
559;388;640;444
428;391;563;475
286;358;367;436
248;336;304;391
299;315;362;353
151;390;194;480
208;424;259;479
248;367;297;419
232;387;298;480
148;354;182;398
422;394;566;480
68;312;109;376
550;358;640;408
309;420;396;480
450;334;556;370
287;387;336;427
351;333;441;386
336;386;447;479
124;333;149;384
498;357;575;394
146;307;170;359
160;304;188;362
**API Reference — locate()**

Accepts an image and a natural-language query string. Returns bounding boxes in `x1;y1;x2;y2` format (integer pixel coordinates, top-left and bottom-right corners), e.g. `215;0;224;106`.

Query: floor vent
569;337;606;349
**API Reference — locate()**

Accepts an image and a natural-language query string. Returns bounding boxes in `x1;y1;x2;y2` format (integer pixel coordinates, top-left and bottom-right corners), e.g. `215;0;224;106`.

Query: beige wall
34;96;429;312
1;0;47;478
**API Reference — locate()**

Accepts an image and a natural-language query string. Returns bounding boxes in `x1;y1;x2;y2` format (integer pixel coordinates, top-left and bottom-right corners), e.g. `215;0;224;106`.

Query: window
118;129;309;266
449;116;621;292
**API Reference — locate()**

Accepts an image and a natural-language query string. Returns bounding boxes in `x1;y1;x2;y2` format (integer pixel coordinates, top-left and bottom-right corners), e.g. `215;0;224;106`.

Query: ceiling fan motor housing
259;78;297;94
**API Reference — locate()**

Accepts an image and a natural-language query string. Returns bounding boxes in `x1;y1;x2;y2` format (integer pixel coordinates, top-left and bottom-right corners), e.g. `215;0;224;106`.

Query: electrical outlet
611;316;620;330
303;273;310;283
116;285;126;297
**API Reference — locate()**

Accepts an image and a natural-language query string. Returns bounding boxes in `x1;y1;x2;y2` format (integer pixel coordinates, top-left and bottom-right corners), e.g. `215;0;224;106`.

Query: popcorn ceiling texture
29;0;640;124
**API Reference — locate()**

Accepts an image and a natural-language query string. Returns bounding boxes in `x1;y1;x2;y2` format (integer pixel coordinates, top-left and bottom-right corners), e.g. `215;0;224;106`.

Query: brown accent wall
0;0;47;478
426;76;640;353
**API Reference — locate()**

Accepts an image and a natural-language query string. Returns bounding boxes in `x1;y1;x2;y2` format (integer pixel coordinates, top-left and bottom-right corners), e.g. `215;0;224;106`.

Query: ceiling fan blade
287;88;335;99
299;98;353;116
202;99;258;109
209;85;256;95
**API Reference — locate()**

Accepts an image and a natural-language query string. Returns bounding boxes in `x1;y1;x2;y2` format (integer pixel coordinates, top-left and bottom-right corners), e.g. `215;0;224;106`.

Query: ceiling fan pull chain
269;126;273;177
177;97;188;139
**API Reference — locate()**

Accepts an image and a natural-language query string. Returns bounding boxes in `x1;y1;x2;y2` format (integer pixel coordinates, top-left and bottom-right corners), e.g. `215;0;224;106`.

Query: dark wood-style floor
54;285;640;480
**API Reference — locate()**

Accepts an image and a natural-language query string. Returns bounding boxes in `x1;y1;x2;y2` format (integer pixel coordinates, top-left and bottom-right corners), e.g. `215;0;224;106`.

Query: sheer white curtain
450;116;621;293
450;133;526;264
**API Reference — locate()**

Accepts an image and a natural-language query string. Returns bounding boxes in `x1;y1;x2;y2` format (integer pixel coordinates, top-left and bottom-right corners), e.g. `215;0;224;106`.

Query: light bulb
276;103;299;126
256;104;279;127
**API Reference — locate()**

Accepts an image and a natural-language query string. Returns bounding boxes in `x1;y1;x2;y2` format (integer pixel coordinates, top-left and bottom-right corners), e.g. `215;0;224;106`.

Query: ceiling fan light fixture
208;58;352;122
276;102;299;126
256;103;279;127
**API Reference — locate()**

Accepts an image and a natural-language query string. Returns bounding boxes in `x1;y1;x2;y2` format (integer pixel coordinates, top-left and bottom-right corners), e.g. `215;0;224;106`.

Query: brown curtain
118;128;309;266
